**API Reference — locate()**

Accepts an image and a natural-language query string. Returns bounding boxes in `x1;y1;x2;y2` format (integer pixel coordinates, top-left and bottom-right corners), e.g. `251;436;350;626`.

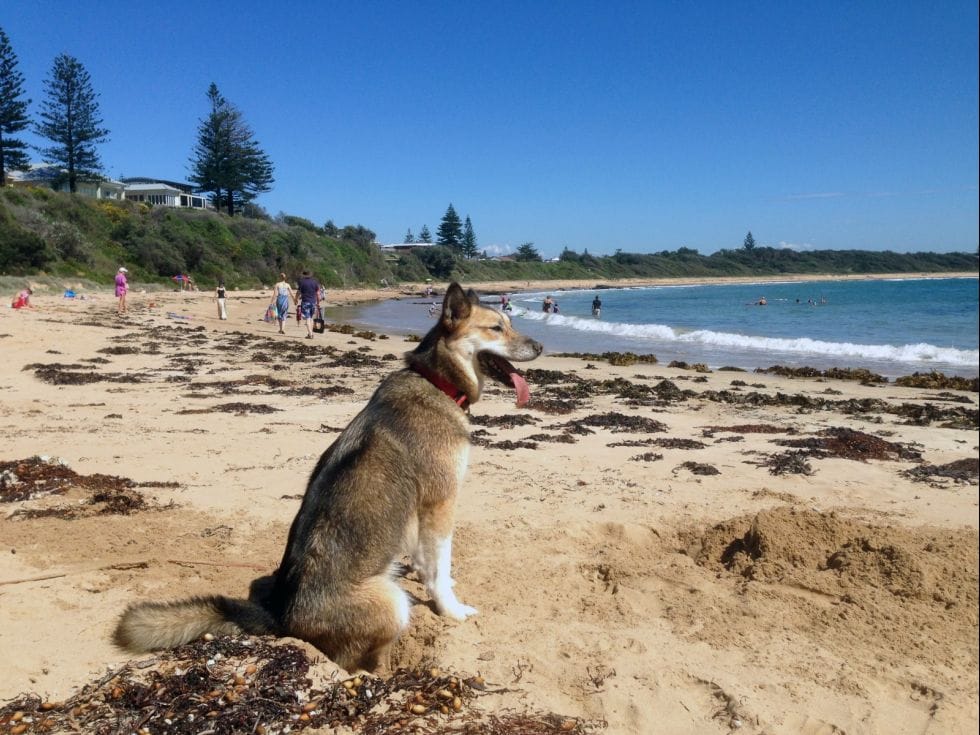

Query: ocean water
331;277;979;378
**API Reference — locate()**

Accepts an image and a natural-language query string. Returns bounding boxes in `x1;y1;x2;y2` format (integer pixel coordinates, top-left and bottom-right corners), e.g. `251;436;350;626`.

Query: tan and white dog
114;282;542;671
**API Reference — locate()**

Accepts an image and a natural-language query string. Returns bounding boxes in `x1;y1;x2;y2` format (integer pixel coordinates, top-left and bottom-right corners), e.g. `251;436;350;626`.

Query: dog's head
416;283;542;406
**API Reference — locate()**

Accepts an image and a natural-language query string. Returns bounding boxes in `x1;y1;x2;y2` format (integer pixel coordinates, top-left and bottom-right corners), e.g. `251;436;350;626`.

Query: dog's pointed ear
465;288;481;306
441;282;472;328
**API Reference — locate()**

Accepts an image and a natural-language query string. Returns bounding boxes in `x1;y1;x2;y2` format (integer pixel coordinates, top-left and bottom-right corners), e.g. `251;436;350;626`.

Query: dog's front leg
415;503;477;620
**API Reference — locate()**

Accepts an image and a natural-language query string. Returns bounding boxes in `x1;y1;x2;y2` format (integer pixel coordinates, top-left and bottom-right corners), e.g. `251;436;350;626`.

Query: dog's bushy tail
113;596;279;652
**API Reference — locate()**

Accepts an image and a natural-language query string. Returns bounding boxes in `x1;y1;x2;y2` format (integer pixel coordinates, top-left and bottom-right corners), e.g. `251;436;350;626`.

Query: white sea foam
518;311;980;367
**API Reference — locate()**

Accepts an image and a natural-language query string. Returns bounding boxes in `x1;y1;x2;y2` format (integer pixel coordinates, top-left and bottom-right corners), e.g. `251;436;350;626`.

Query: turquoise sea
331;277;979;378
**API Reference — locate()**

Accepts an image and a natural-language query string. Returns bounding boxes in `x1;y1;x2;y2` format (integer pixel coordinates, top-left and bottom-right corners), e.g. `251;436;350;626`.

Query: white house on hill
120;177;211;210
4;166;211;210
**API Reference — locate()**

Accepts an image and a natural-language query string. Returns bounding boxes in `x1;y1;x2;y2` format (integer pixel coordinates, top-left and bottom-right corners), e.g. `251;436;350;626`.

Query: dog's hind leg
305;575;410;673
415;501;477;620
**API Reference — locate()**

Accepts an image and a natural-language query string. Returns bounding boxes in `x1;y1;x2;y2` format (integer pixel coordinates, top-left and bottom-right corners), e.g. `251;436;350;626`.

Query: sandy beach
1;280;977;734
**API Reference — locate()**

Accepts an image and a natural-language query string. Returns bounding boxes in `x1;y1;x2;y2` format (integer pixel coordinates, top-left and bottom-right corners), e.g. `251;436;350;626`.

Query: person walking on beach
271;273;296;334
215;281;228;320
115;268;129;314
296;270;321;339
591;295;602;318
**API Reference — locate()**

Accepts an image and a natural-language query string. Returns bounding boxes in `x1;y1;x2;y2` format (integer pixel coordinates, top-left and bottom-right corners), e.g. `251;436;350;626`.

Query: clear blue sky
4;1;978;257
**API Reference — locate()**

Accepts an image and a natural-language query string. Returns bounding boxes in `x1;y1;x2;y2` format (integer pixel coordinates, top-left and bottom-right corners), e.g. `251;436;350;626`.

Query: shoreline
428;270;980;297
9;270;978;379
8;270;978;305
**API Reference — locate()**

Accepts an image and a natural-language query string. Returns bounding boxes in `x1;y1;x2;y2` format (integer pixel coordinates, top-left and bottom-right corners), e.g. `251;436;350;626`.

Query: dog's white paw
441;601;478;621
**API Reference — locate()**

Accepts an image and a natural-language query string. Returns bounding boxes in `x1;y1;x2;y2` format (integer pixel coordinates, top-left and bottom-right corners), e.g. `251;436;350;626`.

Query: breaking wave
516;310;979;368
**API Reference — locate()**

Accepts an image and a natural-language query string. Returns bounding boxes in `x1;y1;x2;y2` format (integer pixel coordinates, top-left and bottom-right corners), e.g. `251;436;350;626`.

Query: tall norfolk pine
188;83;274;216
35;54;109;193
436;203;463;253
0;27;31;182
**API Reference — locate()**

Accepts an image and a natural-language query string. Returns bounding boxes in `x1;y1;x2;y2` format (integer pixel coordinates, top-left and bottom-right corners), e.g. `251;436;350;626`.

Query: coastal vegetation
1;187;976;288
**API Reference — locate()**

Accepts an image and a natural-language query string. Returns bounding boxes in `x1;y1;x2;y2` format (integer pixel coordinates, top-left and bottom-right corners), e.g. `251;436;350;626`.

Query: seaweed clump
578;412;668;434
902;457;979;486
755;365;888;384
1;456;172;519
895;371;978;393
0;636;598;735
553;351;658;367
775;427;922;462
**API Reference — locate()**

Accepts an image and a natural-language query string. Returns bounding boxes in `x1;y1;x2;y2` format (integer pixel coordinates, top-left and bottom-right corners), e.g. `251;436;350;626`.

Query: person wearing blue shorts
296;270;321;339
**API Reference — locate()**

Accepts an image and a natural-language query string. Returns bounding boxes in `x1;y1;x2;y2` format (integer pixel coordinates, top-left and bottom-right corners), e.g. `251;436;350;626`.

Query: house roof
121;177;195;194
124;183;182;194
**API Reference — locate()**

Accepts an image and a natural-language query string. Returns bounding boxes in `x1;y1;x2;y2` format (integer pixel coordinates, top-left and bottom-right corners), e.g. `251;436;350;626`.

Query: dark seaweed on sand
902;457;979;485
895;371;979;392
757;365;888;384
28;364;148;385
1;456;173;518
553;351;658;367
702;424;793;435
675;461;721;476
524;432;578;444
774;427;922;462
0;635;598;734
97;345;141;355
577;412;668;434
468;414;539;428
176;402;279;416
699;389;978;430
667;360;711;373
489;440;540;451
765;450;814;476
1;456;136;503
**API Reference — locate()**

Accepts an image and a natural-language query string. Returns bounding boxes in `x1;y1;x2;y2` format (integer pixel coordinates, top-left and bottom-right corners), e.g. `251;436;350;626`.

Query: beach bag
313;307;325;333
264;304;275;323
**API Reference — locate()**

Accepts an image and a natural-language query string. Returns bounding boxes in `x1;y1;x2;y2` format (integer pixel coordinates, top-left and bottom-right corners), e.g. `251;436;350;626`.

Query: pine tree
436;203;463;253
515;242;541;262
461;215;478;258
35;54;109;193
418;224;432;243
0;27;31;183
743;231;756;250
189;83;274;216
404;228;415;243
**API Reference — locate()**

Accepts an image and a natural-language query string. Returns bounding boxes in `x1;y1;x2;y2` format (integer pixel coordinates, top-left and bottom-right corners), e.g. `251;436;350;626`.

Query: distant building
120;177;212;210
382;242;436;253
4;166;211;210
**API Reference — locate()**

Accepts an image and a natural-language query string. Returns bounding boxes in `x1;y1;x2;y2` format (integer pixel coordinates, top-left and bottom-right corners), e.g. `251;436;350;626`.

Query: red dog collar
411;364;469;409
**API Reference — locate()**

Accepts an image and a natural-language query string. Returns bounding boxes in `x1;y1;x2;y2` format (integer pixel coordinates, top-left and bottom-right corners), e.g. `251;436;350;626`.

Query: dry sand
1;281;977;734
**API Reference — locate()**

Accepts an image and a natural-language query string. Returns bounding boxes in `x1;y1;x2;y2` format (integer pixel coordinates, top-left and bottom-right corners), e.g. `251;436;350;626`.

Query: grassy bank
2;186;976;290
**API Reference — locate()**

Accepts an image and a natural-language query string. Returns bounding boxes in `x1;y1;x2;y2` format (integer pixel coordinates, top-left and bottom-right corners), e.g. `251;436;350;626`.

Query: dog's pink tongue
510;370;531;407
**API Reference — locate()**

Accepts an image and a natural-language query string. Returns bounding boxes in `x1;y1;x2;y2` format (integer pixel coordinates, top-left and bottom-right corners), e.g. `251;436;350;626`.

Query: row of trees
1;28;108;191
404;204;479;256
0;26;273;215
